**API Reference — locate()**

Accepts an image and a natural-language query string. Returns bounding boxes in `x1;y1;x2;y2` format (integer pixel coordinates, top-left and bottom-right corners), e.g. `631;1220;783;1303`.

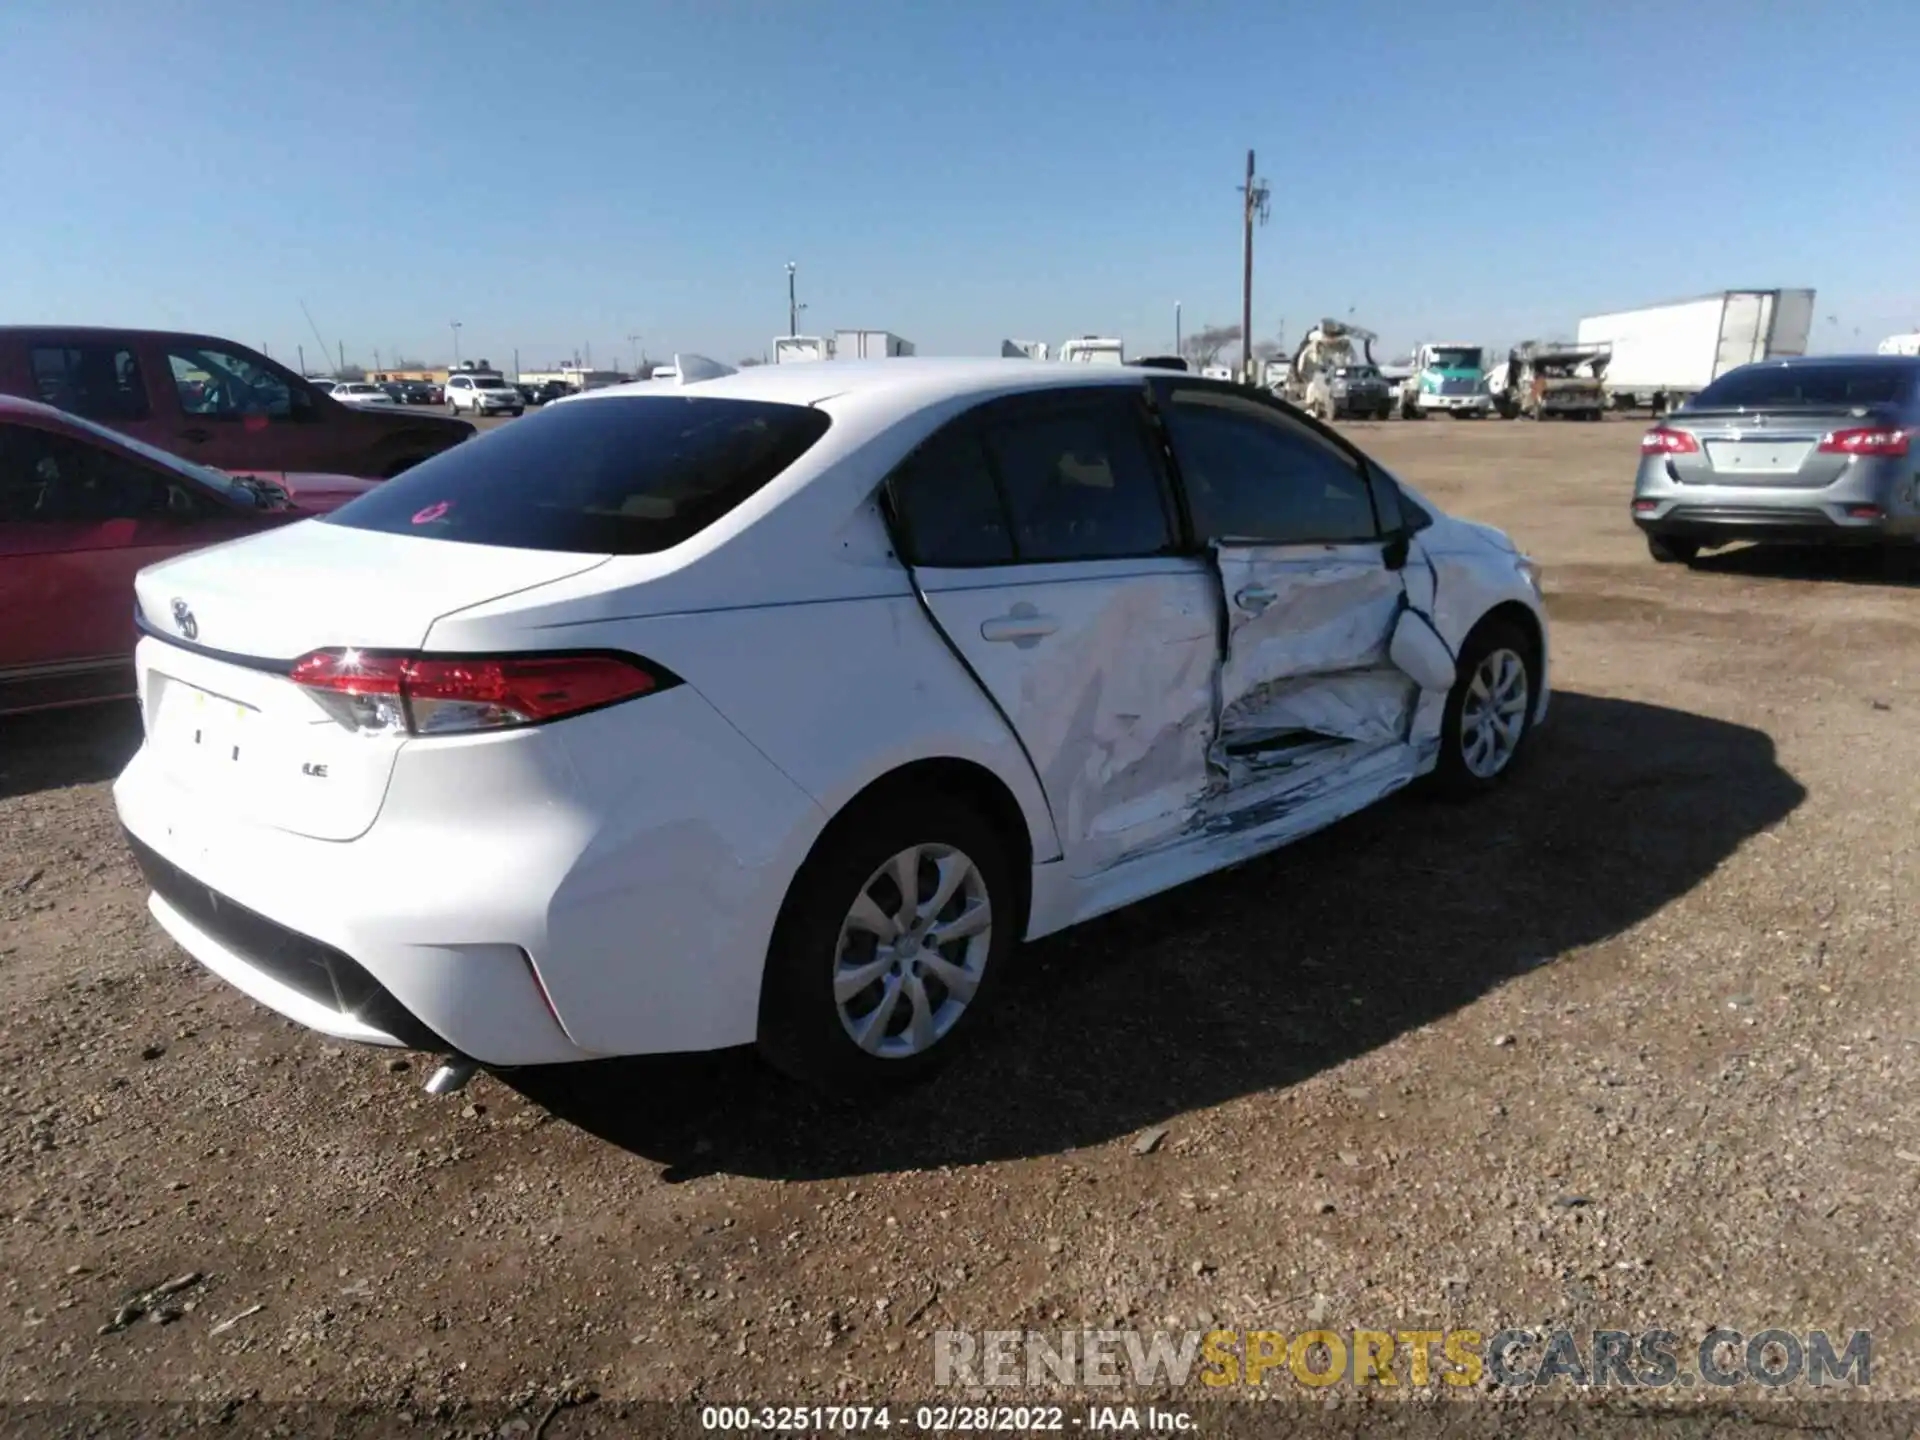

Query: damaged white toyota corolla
114;358;1548;1090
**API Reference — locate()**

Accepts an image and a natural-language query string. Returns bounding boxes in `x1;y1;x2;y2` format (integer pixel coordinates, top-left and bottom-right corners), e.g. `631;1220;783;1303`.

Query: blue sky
3;1;1915;370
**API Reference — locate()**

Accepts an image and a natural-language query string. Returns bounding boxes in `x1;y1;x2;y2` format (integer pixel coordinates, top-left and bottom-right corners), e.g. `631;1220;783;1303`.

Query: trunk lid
134;521;607;841
1663;406;1894;489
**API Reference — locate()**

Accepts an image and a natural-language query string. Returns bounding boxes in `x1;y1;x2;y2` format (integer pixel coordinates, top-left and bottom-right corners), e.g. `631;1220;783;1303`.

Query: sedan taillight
289;649;676;736
1818;426;1910;457
1640;426;1699;455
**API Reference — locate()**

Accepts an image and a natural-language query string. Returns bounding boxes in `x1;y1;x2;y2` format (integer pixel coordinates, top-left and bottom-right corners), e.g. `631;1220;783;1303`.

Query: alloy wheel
1459;647;1529;778
832;843;992;1060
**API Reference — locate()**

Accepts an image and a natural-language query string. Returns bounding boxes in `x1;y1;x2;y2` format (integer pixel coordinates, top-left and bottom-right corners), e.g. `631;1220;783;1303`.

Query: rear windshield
323;395;831;554
1692;363;1913;409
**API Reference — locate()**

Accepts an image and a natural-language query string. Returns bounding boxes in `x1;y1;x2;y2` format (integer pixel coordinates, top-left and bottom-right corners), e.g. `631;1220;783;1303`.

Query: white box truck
773;335;832;363
1577;289;1814;412
834;329;914;358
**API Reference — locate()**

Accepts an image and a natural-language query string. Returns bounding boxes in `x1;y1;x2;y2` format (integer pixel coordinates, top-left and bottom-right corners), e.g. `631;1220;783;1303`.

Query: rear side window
324;396;831;554
30;344;150;422
978;393;1174;562
1692;363;1913;409
888;428;1014;566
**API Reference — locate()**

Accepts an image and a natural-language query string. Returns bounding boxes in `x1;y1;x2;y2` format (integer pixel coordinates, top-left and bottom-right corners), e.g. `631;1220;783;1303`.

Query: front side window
166;345;293;419
1162;388;1378;545
30;344;150;422
325;395;831;555
0;424;166;524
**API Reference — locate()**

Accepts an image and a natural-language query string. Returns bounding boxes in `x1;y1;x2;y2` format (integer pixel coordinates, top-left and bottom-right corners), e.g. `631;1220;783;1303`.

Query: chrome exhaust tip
423;1057;479;1096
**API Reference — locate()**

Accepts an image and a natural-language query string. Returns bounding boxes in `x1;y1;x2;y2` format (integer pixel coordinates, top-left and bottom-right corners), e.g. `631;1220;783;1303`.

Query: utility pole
1239;149;1271;384
1174;301;1182;359
298;345;306;376
786;261;798;336
627;333;641;374
450;320;463;367
513;347;520;381
374;348;382;374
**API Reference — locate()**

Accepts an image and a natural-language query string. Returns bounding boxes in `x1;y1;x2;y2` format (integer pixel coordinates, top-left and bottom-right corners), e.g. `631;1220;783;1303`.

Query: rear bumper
1632;454;1920;545
1634;506;1909;546
113;683;829;1066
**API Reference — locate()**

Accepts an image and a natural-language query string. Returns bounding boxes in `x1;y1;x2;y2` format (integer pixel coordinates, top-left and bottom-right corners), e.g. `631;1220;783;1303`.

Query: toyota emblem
170;598;198;641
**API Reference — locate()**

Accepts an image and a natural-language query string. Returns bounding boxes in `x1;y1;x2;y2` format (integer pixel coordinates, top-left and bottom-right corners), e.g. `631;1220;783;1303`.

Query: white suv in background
445;372;524;417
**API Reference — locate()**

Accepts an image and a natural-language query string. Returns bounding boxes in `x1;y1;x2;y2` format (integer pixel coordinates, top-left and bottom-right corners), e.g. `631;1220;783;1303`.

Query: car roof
570;357;1173;410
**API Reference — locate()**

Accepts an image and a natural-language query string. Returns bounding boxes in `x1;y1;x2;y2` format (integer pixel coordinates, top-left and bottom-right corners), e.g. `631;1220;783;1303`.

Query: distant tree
389;356;426;370
1251;340;1282;362
336;364;367;382
1181;324;1241;370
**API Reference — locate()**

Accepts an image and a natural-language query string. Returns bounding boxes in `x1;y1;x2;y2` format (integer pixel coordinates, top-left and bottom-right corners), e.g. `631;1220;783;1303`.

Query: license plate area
152;678;262;776
1705;439;1814;473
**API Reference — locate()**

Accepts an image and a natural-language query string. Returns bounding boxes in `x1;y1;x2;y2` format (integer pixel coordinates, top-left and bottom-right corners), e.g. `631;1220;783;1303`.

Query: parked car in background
391;380;437;406
1632;355;1920;564
330;381;396;407
379;382;409;405
113;358;1548;1093
515;383;542;406
0;328;472;477
0;394;374;714
530;380;573;404
446;372;524;417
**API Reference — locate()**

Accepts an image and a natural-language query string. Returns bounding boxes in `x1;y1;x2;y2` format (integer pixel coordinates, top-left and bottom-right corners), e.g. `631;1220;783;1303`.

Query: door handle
180;428;212;444
1235;585;1277;612
980;613;1060;644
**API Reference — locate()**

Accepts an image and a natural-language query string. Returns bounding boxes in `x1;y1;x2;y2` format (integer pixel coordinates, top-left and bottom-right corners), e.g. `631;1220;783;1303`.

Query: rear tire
1431;618;1538;799
757;793;1017;1092
1646;534;1700;565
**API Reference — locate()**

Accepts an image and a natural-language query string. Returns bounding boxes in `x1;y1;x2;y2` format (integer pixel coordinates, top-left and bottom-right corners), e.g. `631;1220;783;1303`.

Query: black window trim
882;382;1186;570
1144;377;1413;546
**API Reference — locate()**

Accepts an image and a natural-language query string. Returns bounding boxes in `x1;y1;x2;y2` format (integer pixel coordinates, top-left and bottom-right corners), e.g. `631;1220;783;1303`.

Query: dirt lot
1;416;1915;1426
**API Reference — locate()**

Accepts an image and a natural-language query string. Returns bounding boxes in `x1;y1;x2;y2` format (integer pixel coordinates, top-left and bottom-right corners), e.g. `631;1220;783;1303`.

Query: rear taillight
289;649;674;736
1641;426;1698;455
1818;426;1910;457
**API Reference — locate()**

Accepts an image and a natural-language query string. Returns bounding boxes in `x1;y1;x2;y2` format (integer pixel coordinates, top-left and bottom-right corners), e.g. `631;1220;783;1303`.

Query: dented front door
1210;540;1411;788
1152;381;1443;808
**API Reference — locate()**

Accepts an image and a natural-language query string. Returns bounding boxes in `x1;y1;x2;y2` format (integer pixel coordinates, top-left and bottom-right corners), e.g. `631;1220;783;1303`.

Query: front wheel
758;794;1016;1091
1431;621;1538;798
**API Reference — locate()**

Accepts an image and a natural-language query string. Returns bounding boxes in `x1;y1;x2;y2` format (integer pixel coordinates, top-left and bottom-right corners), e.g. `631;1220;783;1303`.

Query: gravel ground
0;416;1914;1430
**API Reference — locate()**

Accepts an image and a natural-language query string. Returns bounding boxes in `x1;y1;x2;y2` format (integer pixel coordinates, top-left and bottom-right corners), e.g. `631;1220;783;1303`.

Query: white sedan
113;358;1549;1091
328;381;396;407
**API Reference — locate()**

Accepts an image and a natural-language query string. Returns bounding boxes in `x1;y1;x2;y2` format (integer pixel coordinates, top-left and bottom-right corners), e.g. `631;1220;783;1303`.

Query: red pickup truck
0;327;473;478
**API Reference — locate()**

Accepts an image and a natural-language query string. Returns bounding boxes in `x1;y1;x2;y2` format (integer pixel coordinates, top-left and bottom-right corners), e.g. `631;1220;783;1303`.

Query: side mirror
166;484;198;519
1382;531;1410;571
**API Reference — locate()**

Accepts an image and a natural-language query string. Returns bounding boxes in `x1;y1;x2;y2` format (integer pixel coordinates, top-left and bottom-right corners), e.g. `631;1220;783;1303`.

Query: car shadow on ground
509;689;1804;1182
0;703;142;802
1690;542;1920;588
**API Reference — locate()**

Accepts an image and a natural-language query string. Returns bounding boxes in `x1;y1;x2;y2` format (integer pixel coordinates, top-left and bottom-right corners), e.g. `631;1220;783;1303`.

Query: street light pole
449;321;463;368
1175;301;1182;359
786;262;798;337
628;333;642;374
